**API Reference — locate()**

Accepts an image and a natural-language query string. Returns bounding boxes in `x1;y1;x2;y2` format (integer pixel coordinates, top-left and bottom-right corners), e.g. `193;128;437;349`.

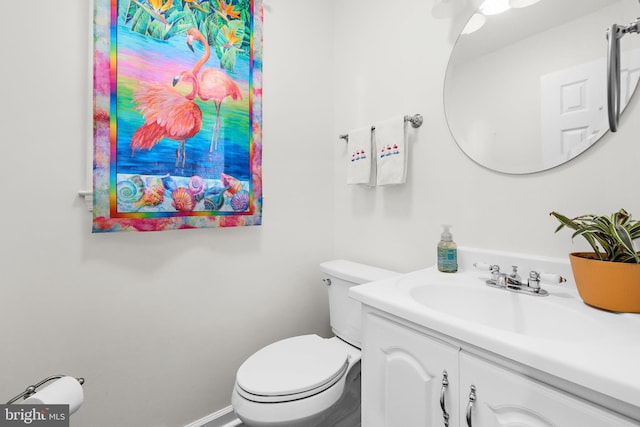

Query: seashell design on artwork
134;177;165;208
203;185;230;211
188;175;208;202
116;175;145;203
161;174;178;194
171;187;196;212
221;173;243;197
230;190;250;211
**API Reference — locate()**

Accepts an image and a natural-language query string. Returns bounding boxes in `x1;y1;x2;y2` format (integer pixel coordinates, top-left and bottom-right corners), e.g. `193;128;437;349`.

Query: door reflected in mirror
444;0;640;174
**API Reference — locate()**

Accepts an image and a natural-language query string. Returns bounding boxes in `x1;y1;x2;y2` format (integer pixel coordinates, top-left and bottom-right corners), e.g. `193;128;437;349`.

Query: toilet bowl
232;335;360;426
231;260;399;427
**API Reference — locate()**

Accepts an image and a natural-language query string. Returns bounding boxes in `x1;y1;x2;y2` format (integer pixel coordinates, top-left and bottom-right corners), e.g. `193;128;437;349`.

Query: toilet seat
236;335;351;403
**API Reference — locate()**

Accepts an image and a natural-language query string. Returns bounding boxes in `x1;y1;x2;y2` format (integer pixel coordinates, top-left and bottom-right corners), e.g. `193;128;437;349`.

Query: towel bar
339;113;423;141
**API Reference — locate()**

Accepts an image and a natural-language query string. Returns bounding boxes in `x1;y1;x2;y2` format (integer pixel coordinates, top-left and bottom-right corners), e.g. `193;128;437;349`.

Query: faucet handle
539;272;567;284
473;262;501;277
474;262;502;283
473;262;497;272
528;271;566;287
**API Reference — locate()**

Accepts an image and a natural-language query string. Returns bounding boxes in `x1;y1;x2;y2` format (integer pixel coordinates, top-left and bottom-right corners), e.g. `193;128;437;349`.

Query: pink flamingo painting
186;27;243;152
130;71;203;168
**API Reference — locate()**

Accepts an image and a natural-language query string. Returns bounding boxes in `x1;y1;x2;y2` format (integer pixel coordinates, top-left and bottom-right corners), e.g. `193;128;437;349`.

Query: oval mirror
444;0;640;174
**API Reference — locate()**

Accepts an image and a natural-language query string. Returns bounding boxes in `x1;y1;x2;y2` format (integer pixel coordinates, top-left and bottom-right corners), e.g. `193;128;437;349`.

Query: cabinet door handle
466;385;476;427
439;370;450;427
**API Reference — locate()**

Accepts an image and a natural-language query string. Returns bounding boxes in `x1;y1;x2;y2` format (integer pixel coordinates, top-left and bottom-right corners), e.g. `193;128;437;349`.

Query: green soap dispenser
437;225;458;273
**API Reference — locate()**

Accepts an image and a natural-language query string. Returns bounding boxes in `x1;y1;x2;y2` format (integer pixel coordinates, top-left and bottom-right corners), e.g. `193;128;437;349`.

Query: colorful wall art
92;0;262;232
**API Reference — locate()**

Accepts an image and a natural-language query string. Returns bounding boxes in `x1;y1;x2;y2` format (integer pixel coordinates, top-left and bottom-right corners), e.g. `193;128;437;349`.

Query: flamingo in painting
186;27;243;152
130;71;203;168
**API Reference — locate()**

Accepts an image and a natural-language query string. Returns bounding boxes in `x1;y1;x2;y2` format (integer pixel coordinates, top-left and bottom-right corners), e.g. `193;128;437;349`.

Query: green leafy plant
550;209;640;263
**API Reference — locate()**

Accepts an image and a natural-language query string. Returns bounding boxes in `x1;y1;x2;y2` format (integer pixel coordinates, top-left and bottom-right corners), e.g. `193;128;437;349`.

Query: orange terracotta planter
569;252;640;313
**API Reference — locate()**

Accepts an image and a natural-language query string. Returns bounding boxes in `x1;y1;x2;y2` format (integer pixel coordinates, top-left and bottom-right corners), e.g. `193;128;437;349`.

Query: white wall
332;0;640;273
0;1;334;426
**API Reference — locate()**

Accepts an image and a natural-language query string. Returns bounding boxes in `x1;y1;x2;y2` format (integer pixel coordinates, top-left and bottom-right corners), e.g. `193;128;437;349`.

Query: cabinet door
362;312;460;427
459;351;638;427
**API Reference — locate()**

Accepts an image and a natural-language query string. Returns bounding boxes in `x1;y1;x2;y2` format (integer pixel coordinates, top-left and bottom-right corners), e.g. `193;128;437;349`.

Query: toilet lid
236;335;349;397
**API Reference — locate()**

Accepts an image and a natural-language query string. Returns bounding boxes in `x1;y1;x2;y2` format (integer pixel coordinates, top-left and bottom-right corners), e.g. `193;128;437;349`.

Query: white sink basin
407;277;610;341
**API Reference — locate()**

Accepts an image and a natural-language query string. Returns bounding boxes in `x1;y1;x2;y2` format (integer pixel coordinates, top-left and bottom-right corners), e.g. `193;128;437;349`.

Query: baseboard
184;405;241;427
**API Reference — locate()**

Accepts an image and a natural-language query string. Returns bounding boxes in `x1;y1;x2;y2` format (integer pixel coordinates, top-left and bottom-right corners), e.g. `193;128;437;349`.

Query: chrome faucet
475;263;566;297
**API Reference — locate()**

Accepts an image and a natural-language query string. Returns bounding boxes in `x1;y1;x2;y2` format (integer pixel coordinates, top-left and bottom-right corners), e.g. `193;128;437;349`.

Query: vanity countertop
350;251;640;414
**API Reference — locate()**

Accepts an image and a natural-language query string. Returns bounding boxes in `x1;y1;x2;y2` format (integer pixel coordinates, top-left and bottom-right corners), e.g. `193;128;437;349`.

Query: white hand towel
346;126;375;185
375;116;407;186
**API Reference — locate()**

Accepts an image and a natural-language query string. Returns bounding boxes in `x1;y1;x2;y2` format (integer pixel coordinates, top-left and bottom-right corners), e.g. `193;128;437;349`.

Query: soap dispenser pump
437;225;458;273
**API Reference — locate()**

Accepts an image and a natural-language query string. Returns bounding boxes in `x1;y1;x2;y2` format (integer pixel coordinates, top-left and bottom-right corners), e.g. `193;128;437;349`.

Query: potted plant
550;208;640;312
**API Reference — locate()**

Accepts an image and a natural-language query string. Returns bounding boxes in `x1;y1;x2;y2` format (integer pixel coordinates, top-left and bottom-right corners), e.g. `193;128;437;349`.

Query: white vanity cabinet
362;310;459;427
459;352;637;427
361;309;638;427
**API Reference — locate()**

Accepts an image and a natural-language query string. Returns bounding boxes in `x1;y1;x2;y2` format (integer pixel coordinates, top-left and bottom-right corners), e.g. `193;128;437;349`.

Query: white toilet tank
320;260;399;348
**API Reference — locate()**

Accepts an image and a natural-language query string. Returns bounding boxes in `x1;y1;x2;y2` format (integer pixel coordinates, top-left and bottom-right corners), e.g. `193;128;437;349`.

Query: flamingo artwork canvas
92;0;263;232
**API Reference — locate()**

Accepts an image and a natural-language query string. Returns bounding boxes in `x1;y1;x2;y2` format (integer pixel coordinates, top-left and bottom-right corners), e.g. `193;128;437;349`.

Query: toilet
231;260;399;427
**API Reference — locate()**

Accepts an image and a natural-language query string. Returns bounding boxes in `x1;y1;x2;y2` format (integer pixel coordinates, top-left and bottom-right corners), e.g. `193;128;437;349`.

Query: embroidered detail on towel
351;149;368;161
379;144;400;157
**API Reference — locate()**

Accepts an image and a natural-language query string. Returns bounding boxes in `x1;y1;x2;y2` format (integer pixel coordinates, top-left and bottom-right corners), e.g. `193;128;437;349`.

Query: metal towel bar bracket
607;18;640;132
339;113;423;141
6;375;85;404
